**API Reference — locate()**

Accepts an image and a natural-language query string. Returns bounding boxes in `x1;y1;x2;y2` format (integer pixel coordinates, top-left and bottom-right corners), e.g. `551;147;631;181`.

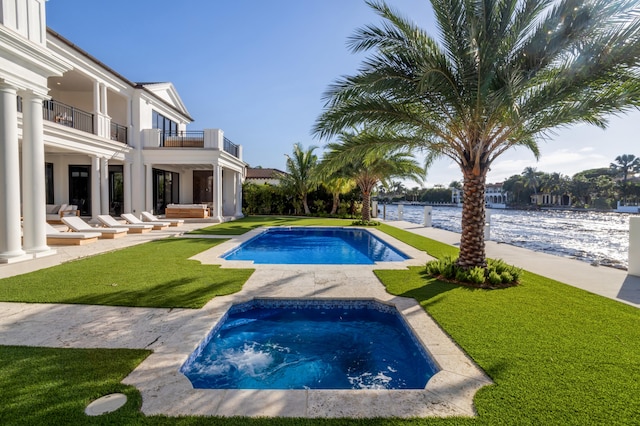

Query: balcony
224;137;239;157
110;122;128;144
157;131;240;159
161;131;205;148
42;99;94;134
17;97;128;144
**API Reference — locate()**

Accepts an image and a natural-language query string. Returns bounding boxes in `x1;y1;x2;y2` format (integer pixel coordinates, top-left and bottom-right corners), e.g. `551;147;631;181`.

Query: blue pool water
180;299;438;390
221;227;409;264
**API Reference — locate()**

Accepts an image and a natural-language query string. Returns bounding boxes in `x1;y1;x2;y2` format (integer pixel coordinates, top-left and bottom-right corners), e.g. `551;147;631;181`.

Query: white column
123;161;132;214
629;217;640;277
21;90;53;256
101;84;108;116
0;83;28;262
145;164;153;213
235;171;244;218
211;164;223;221
91;156;101;220
100;157;109;214
93;81;100;136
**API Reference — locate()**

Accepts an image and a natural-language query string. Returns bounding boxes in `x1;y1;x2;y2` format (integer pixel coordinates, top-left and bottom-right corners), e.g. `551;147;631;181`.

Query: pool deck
0;219;638;419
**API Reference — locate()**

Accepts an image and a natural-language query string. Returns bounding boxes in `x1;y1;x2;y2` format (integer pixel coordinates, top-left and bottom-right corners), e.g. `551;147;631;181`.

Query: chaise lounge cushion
121;213;169;230
62;216;127;239
45;223;100;246
141;211;184;226
97;215;153;234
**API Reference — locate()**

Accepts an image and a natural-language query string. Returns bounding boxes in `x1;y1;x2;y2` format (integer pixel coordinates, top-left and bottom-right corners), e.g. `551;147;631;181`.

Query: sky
46;0;639;187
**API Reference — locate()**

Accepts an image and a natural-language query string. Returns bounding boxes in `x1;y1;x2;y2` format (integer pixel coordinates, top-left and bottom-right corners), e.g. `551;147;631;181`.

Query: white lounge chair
141;211;184;227
45;223;100;246
97;215;153;234
46;203;80;223
121;213;169;230
62;216;127;239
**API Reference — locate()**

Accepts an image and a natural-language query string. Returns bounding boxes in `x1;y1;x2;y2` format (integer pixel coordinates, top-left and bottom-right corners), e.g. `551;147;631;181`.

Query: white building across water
0;0;246;263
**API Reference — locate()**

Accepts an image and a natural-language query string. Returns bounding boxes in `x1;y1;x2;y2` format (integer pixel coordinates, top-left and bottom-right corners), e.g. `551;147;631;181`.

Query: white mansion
0;0;246;263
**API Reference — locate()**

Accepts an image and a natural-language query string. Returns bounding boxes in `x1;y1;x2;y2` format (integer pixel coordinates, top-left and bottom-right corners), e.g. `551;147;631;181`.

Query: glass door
68;165;91;215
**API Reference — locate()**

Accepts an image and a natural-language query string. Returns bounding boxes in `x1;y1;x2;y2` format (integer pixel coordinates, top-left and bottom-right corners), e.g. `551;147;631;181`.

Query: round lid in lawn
85;393;127;416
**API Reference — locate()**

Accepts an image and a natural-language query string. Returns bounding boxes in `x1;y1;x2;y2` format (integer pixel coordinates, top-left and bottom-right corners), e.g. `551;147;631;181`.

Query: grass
1;216;639;424
0;238;254;308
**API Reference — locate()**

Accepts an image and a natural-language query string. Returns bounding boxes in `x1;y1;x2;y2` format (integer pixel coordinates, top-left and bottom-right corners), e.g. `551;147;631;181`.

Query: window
152;110;178;135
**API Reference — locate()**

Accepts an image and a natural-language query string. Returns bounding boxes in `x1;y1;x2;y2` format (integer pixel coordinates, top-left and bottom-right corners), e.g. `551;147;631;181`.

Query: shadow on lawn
62;275;244;309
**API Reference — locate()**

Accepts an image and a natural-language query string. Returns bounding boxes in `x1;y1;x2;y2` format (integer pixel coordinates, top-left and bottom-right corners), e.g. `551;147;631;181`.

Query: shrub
352;220;380;226
425;256;520;288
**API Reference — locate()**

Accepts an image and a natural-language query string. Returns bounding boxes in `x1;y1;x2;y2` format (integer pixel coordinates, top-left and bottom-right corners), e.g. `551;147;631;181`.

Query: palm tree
323;176;356;215
314;0;640;269
319;131;424;221
610;154;640;204
282;143;318;215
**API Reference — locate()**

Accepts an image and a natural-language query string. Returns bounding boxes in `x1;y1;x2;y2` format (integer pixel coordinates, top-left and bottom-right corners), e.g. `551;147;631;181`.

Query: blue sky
46;0;638;187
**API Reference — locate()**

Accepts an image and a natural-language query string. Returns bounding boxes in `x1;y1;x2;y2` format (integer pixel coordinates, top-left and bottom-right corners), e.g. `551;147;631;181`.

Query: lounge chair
45;223;100;246
62;216;127;239
97;215;153;234
141;211;184;227
121;213;169;230
46;203;80;223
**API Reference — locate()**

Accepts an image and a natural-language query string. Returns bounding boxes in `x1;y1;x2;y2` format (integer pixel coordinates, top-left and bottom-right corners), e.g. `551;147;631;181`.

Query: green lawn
0;216;638;424
0;237;254;308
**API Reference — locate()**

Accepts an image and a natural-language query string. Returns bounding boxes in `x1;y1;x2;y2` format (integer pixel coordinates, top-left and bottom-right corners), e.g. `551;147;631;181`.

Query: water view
379;205;631;270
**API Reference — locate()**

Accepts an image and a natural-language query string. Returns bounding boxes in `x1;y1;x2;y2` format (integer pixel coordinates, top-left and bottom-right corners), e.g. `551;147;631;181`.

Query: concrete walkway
384;220;640;308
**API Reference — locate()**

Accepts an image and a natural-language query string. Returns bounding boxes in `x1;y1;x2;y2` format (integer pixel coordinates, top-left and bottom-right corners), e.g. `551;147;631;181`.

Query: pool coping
122;227;493;418
189;226;431;270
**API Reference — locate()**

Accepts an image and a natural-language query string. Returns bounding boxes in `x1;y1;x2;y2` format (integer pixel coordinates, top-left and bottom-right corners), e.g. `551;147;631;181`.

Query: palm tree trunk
457;171;487;269
302;194;311;215
331;192;340;215
361;191;371;221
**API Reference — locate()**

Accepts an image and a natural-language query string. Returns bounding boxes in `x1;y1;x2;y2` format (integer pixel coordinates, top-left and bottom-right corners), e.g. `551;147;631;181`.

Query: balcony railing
161;131;204;147
42;99;94;134
110;122;127;144
224;137;239;157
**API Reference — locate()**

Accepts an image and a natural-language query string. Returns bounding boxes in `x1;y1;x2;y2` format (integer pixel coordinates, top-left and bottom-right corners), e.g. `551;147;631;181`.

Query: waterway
378;204;631;269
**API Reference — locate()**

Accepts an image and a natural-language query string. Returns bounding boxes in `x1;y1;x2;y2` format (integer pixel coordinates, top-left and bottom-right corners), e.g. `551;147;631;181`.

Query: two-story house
0;0;245;263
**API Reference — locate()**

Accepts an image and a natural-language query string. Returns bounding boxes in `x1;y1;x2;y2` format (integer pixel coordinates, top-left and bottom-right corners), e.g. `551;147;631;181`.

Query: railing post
423;206;432;227
629;217;640;277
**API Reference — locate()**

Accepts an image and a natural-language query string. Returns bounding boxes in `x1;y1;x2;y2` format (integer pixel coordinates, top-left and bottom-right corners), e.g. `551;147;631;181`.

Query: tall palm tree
314;0;640;269
319;131;424;221
282;143;318;215
610;154;640;204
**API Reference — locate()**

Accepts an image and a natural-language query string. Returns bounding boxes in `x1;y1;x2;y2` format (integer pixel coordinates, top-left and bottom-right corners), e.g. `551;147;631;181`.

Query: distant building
530;193;571;206
451;182;508;208
245;168;288;186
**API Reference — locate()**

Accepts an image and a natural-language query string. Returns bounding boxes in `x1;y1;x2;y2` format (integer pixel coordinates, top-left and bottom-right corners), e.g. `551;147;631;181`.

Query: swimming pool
221;227;409;264
180;299;438;390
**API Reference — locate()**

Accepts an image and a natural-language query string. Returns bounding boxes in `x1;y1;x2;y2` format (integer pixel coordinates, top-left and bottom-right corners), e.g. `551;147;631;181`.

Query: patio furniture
46;204;80;224
164;204;209;219
97;215;153;234
121;213;169;230
141;211;184;227
62;216;127;239
45;223;100;246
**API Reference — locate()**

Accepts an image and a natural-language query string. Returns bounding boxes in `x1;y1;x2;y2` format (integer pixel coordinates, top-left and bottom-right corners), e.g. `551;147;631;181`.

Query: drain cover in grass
85;393;127;416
